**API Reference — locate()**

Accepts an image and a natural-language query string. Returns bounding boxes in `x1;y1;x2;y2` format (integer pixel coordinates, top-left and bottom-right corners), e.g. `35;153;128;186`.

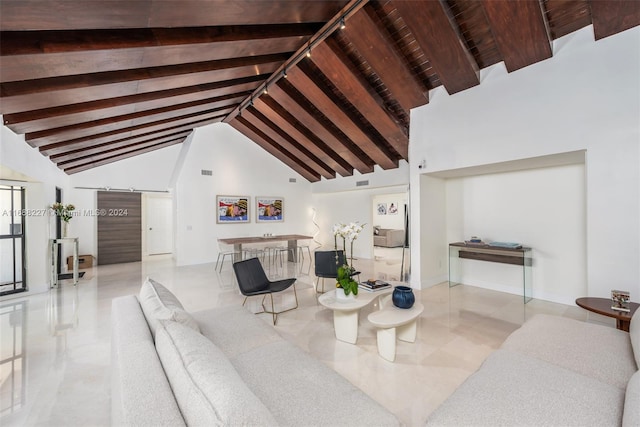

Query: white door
146;196;173;255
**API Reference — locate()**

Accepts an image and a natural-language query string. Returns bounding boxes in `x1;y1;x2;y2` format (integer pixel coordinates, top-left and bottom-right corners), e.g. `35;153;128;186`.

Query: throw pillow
138;277;200;338
155;321;278;426
374;226;380;235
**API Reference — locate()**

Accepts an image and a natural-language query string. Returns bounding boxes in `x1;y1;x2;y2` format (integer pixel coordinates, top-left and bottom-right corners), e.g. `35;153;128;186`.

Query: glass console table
449;242;533;303
49;237;79;287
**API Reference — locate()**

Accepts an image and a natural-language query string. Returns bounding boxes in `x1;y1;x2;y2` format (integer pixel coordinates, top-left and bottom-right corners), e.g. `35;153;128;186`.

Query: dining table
218;234;313;262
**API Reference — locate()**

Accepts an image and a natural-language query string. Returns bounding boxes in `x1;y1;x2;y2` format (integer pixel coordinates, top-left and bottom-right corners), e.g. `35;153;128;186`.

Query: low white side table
49;237;79;287
318;289;392;344
367;295;424;362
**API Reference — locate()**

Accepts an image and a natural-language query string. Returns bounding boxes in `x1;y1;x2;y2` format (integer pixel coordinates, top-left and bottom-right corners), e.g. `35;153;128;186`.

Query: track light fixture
232;0;363;121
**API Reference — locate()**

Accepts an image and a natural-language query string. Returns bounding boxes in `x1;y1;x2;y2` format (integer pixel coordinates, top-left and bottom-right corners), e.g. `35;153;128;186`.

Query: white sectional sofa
426;313;640;426
111;278;400;426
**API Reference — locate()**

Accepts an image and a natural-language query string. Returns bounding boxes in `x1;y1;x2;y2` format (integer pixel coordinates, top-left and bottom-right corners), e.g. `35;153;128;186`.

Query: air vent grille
356;180;369;187
201;169;212;176
289;178;297;183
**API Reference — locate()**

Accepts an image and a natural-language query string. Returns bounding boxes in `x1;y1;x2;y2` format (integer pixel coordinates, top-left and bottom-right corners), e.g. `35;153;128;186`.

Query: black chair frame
232;257;298;325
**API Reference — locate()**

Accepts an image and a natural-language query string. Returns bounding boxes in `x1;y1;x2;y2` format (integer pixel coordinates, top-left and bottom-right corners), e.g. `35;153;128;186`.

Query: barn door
97;191;141;265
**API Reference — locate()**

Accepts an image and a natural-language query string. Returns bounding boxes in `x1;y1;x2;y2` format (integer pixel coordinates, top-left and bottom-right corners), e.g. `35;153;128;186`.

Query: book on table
359;280;391;292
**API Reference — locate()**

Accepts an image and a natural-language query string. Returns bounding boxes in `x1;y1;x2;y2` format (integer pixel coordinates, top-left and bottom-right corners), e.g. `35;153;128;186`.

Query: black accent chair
314;250;360;293
232;257;298;325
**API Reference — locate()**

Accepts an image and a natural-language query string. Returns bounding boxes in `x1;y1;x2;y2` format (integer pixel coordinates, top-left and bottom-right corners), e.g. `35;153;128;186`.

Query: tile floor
0;251;610;426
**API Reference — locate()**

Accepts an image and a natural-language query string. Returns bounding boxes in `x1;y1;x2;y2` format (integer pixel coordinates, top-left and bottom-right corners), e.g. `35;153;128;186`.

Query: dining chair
215;241;242;273
296;243;312;263
232;257;298;325
314;250;360;293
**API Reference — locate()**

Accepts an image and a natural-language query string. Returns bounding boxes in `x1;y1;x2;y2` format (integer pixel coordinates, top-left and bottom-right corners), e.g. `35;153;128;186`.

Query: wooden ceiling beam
310;41;408;159
590;0;640;40
343;7;428;111
1;52;288;96
64;139;184;174
393;0;480;95
241;107;336;180
285;65;397;170
1;35;300;82
229;118;321;182
2;78;260;129
39;115;223;156
253;96;352;177
50;131;191;163
270;81;373;174
0;1;348;31
57;136;186;169
481;0;552;72
5;91;248;134
1;24;321;56
1;72;266;116
25;100;237;145
1;60;281;114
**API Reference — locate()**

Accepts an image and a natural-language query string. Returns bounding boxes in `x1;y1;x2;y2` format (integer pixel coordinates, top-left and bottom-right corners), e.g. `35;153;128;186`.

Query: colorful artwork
257;197;284;222
388;202;398;215
217;196;249;223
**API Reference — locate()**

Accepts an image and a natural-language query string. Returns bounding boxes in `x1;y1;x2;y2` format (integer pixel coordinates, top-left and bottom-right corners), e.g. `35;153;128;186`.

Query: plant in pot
50;202;75;237
332;222;365;300
336;264;359;298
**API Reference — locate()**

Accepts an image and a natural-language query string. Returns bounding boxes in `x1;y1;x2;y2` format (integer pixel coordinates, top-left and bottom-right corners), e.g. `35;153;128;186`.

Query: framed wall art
256;197;284;222
216;195;249;223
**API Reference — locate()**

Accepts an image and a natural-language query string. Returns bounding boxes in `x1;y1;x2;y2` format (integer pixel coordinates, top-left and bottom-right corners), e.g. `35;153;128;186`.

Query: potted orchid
332;222;365;299
51;202;75;237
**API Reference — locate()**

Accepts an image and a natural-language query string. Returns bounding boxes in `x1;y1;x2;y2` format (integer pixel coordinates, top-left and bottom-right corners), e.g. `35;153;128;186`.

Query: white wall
174;123;314;266
68;145;182;258
0;124;71;295
445;165;586;305
311;185;409;260
372;193;406;230
409;26;640;302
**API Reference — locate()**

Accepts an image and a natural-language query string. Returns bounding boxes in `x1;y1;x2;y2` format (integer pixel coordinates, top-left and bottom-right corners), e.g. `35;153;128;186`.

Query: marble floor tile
0;255;608;426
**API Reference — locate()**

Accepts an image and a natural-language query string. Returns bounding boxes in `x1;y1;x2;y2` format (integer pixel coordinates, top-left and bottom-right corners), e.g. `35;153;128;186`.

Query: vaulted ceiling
1;1;638;180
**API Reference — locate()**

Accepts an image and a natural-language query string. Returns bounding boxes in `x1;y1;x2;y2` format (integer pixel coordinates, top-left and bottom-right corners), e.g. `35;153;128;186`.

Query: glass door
0;185;26;295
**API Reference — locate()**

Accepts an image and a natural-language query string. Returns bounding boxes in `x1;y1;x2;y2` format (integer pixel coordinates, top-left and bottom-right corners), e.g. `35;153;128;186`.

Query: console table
449;242;533;303
50;237;79;287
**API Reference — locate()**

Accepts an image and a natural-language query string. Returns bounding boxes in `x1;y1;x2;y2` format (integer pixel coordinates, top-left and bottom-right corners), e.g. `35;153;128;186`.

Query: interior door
145;196;173;255
97;191;141;265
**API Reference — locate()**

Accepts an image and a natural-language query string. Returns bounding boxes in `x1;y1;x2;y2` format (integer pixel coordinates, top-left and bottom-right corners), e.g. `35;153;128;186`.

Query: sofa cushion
426;349;624;426
231;340;400;426
192;305;283;359
501;314;637;389
155;321;278;426
139;277;200;338
629;311;640;368
111;296;185;426
623;370;640;427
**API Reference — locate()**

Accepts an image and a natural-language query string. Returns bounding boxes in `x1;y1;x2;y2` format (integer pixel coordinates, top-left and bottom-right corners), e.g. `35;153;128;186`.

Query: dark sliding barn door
97;191;141;265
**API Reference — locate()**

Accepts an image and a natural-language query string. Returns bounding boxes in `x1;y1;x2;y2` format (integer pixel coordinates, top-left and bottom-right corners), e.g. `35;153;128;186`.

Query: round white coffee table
318;288;392;344
367;294;424;362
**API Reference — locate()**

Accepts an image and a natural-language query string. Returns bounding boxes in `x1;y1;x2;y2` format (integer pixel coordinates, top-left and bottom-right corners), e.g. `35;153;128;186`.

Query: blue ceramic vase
392;285;415;309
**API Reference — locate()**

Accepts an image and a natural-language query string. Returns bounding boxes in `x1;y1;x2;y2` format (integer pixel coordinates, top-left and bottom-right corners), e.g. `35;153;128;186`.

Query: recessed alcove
421;150;587;305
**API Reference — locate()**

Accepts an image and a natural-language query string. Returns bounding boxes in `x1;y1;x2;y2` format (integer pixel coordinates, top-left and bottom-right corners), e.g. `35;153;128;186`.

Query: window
0;185;26;295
